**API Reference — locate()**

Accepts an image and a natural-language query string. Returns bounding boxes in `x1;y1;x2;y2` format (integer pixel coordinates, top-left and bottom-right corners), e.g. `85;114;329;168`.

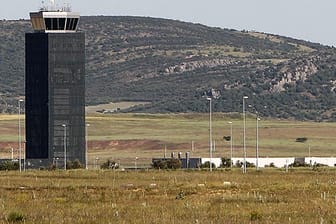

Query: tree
220;157;232;168
200;161;216;169
152;159;181;169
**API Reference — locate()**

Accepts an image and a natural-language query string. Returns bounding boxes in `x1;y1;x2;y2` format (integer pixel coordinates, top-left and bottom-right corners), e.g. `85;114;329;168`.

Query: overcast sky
1;0;335;46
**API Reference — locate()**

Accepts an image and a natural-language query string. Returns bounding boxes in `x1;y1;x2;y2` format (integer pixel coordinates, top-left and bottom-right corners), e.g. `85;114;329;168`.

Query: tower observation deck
25;2;86;169
30;10;80;33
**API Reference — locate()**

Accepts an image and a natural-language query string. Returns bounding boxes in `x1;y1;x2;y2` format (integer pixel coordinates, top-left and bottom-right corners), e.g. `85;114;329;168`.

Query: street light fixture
243;96;248;174
86;123;90;170
62;124;67;170
18;99;24;172
228;121;233;168
207;97;213;172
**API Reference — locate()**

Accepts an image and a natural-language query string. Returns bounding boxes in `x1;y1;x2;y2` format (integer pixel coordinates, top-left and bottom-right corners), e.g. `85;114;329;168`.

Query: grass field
1;113;336;167
1;169;336;223
1;114;336;223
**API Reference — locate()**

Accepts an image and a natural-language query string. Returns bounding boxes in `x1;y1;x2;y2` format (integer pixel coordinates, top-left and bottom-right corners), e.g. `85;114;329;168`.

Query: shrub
265;162;276;168
296;137;308;143
152;159;168;169
250;211;262;221
223;136;231;141
220;157;232;168
167;159;182;169
7;211;25;223
0;161;19;171
101;159;119;169
289;161;309;167
235;160;255;168
67;159;84;169
200;161;216;169
152;158;181;169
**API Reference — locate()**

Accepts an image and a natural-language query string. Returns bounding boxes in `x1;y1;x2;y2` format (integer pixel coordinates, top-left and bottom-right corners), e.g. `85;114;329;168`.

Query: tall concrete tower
25;3;85;168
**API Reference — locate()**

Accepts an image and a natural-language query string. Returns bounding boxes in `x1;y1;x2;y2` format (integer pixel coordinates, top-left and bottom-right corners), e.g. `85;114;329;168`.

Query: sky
1;0;335;46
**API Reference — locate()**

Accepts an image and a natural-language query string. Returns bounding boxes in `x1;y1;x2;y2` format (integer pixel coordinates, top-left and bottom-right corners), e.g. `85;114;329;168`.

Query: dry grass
0;169;336;223
1;114;336;222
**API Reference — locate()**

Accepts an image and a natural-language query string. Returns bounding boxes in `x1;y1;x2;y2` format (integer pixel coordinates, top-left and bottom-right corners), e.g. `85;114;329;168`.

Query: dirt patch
0;142;16;149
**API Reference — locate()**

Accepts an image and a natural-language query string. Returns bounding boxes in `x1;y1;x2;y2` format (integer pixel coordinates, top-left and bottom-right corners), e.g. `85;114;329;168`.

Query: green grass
1;113;336;166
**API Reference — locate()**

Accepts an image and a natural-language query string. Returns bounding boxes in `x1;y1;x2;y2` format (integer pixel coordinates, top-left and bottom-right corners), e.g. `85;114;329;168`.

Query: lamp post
207;97;213;172
228;121;233;168
86;123;90;170
23;140;26;171
249;104;260;171
256;117;261;171
135;157;138;171
243;96;248;174
94;157;99;169
56;157;59;169
18;99;24;172
62;124;67;170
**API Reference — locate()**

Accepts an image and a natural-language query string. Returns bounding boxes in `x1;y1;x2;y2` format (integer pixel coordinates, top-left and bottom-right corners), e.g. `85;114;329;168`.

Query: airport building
25;5;86;168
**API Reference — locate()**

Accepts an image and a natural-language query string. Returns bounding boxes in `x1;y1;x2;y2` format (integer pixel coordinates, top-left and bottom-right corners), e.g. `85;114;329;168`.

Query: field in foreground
1;169;336;223
1;113;336;167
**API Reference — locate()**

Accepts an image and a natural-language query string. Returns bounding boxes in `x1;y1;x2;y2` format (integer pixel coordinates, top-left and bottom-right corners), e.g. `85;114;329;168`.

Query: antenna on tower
49;0;56;11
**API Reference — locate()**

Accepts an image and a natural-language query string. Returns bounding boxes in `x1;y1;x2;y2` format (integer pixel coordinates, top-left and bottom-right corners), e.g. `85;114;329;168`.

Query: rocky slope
1;16;336;120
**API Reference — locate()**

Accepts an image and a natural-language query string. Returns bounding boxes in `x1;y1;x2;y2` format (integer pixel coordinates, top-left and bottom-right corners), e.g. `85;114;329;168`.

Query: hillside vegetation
1;16;336;120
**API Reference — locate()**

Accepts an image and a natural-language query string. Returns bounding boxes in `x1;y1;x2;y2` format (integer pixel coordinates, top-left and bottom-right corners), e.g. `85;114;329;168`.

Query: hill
1;16;336;120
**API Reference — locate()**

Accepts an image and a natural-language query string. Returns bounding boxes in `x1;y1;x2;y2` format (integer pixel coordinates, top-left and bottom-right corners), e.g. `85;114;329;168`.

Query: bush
296;137;308;143
101;159;119;169
200;161;216;169
152;158;181;169
235;160;255;168
220;157;232;168
250;211;262;221
152;159;168;169
66;159;84;169
7;211;25;223
166;159;182;169
265;162;276;168
0;161;19;171
289;161;309;167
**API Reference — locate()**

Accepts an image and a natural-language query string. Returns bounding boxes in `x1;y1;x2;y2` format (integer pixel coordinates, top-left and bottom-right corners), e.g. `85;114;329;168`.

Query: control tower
25;1;85;168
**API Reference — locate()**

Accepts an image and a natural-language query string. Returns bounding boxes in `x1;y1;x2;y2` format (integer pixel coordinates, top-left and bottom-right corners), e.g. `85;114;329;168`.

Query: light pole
95;157;99;169
18;99;24;172
86;123;90;170
135;157;138;171
256;117;261;171
249;105;260;171
62;124;67;170
243;96;248;174
23;140;26;171
228;121;233;168
207;97;213;172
